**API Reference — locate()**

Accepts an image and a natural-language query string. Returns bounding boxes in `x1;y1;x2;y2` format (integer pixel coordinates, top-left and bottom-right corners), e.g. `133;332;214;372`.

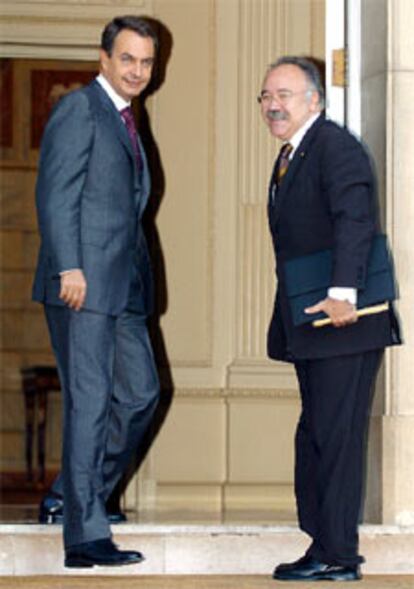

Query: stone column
381;0;414;525
355;0;388;524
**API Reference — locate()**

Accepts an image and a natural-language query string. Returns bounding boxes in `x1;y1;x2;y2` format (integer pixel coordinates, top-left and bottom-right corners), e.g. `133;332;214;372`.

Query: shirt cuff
59;269;80;276
328;287;357;305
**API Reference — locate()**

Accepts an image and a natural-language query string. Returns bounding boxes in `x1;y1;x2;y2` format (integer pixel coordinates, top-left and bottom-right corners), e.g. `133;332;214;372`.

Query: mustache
266;110;288;121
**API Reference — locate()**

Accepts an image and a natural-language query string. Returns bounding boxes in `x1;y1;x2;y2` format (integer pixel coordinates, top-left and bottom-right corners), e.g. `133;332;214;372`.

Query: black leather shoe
38;493;64;524
273;557;361;581
107;509;127;523
39;494;127;524
273;554;314;574
65;538;144;568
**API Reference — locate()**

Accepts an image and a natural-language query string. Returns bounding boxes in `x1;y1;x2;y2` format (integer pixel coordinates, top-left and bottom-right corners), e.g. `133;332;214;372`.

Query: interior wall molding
227;359;297;391
0;0;152;55
170;384;298;399
0;46;98;60
165;361;297;391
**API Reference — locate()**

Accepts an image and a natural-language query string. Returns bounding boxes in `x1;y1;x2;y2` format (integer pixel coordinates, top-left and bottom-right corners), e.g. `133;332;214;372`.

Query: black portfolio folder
284;234;396;327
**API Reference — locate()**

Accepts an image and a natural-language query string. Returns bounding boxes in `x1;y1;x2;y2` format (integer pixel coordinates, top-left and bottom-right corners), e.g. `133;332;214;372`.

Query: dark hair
101;15;159;56
270;56;325;107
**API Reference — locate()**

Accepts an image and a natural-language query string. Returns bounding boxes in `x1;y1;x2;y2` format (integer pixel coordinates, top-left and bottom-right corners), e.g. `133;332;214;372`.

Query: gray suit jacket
33;80;153;316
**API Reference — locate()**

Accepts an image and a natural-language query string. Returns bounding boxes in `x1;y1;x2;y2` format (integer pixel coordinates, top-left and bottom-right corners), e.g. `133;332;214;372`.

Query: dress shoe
39;493;127;524
65;538;144;568
273;556;361;581
273;553;315;573
106;509;127;523
38;493;64;524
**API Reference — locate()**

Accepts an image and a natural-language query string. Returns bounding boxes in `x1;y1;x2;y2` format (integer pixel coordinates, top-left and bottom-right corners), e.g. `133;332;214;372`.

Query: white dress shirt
96;73;130;111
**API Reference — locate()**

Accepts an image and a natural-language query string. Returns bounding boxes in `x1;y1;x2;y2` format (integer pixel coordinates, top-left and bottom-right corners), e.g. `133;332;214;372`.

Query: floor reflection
0;504;297;526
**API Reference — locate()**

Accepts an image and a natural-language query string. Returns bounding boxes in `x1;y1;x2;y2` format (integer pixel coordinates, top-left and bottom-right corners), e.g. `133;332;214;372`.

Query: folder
283;234;396;327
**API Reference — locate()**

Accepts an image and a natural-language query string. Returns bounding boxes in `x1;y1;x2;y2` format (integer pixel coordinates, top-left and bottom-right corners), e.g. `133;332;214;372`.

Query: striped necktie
276;142;293;186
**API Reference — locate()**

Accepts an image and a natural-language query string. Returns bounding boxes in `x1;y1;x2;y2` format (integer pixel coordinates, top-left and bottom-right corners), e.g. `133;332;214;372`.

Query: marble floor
1;576;414;589
0;504;298;526
1;503;414;578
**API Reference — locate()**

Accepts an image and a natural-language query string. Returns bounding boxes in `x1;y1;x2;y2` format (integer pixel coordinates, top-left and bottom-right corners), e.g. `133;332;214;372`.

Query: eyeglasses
257;89;311;105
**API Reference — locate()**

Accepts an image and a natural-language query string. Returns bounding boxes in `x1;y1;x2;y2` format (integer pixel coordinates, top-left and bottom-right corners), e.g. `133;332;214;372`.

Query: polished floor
0;504;297;526
0;575;414;589
1;498;413;579
0;473;297;526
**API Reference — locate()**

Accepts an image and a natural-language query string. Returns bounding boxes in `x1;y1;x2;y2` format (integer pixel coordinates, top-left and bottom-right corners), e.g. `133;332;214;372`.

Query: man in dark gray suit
33;15;160;568
260;56;401;581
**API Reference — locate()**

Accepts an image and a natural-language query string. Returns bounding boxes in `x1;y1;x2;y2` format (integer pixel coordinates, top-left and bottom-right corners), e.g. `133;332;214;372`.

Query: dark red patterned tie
120;106;141;170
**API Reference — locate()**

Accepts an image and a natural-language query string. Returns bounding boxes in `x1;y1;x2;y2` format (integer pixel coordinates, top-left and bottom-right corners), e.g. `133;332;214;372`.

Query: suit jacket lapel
91;81;141;189
272;114;326;222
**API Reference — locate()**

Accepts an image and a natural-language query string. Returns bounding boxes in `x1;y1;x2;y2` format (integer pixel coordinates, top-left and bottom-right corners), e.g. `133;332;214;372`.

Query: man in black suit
33;16;160;567
260;56;401;581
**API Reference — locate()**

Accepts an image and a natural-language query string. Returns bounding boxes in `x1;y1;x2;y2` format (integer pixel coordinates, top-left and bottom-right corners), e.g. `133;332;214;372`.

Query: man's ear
99;49;109;71
309;90;321;112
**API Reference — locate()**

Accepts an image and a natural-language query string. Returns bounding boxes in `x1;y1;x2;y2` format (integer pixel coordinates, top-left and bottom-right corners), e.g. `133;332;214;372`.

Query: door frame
325;0;362;135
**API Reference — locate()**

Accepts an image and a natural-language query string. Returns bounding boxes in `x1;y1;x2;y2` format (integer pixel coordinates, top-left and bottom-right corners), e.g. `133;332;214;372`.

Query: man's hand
305;297;358;328
59;269;87;311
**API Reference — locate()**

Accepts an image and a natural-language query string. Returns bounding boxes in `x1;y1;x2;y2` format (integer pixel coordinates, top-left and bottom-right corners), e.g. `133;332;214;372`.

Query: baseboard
0;470;58;503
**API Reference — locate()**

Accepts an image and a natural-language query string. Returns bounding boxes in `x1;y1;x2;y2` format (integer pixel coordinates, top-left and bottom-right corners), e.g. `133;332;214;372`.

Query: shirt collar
96;74;130;111
288;112;321;157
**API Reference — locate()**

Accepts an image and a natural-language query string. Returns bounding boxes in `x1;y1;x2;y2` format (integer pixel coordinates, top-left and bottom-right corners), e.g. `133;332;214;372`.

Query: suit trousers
44;304;160;548
294;349;382;567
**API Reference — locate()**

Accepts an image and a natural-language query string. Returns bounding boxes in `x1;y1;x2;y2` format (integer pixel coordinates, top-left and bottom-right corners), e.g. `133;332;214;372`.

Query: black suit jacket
267;114;401;361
